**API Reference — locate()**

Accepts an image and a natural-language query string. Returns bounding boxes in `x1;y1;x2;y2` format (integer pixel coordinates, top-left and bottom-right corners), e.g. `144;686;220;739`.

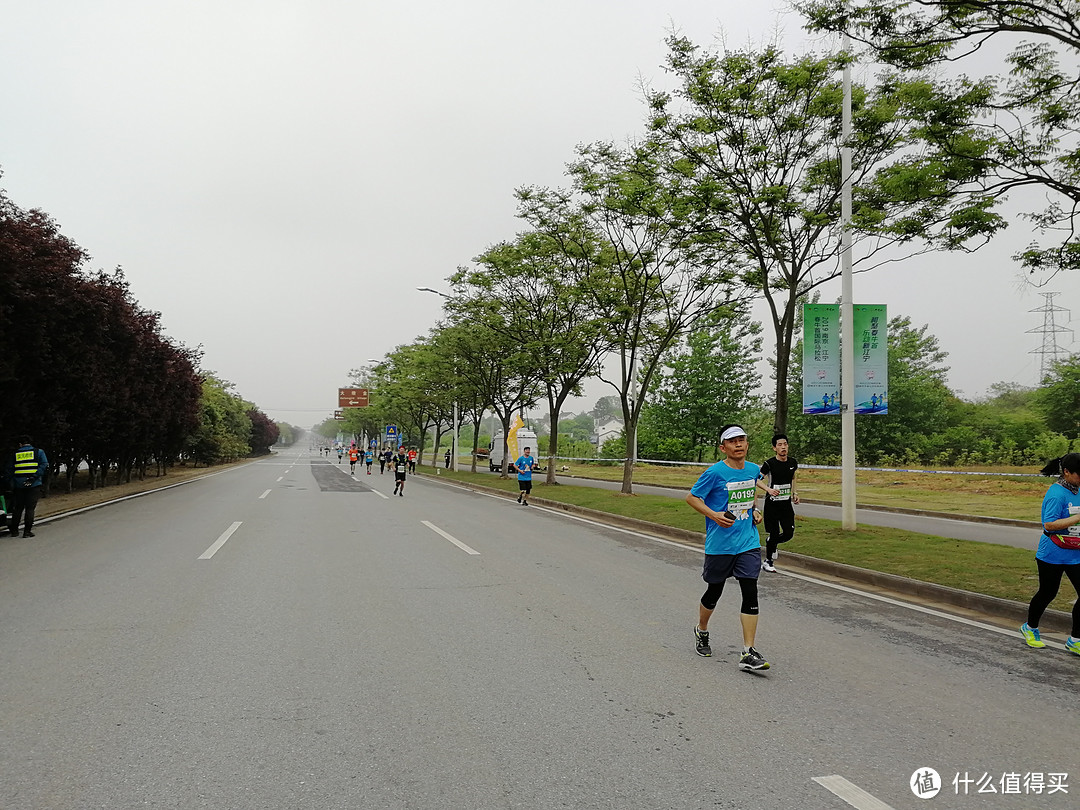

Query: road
1;452;1075;809
552;475;1039;550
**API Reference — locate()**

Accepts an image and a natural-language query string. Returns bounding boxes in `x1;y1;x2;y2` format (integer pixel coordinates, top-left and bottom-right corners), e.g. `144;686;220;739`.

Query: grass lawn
425;466;1072;613
522;460;1047;522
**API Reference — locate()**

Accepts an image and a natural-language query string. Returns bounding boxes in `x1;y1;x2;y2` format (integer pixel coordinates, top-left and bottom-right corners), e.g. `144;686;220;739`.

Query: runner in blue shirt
1021;452;1080;655
685;425;770;672
515;446;536;506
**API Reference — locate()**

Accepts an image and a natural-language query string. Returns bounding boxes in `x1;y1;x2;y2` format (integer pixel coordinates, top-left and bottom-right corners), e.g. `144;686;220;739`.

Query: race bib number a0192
726;480;756;519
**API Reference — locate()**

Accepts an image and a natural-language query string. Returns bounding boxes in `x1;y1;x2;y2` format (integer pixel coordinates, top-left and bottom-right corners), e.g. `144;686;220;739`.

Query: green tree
1036;353;1080;439
187;375;252;465
797;0;1080;278
453;229;609;483
640;306;763;461
518;140;734;494
647;37;1002;434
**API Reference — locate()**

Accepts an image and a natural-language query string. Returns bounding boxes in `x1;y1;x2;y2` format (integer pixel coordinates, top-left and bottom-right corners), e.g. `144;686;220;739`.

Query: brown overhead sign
338;388;369;408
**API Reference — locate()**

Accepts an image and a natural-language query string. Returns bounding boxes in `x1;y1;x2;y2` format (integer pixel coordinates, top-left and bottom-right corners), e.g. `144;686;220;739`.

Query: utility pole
1027;292;1072;383
840;34;856;530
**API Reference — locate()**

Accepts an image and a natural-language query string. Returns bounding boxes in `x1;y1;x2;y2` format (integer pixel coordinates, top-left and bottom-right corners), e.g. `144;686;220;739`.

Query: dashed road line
813;775;895;809
199;522;243;560
421;520;480;555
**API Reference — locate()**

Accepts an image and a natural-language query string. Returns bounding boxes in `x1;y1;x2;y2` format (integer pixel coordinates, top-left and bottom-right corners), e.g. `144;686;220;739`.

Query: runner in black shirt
757;434;799;572
392;449;408;497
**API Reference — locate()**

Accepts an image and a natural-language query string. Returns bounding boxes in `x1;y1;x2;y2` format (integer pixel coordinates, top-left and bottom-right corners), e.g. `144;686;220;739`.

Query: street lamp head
417;286;449;298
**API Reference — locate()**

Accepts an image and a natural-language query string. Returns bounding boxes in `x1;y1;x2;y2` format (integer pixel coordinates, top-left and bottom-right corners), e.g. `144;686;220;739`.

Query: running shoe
517;493;522;503
739;647;770;671
1020;623;1046;648
1066;637;1080;657
762;559;776;573
694;627;712;657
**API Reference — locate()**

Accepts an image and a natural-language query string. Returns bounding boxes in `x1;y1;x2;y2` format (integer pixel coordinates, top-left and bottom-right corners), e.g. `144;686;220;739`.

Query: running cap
720;426;747;442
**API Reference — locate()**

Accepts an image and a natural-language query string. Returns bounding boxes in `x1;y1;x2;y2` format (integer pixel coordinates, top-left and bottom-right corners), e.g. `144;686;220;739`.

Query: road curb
421;471;1072;635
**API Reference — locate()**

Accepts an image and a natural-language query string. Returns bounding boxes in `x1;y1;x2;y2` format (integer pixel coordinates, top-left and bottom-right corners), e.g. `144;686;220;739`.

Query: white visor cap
720;426;747;442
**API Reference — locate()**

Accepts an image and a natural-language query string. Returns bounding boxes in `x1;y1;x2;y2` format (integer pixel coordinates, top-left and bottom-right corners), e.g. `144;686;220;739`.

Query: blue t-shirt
516;455;535;481
690;460;762;556
1038;482;1080;565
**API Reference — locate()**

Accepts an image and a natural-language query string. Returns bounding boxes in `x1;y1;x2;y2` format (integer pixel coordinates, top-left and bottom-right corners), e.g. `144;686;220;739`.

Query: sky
3;1;1077;429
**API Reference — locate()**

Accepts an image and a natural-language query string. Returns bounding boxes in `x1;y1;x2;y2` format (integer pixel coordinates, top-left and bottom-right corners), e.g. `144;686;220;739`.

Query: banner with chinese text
802;304;840;414
853;304;888;414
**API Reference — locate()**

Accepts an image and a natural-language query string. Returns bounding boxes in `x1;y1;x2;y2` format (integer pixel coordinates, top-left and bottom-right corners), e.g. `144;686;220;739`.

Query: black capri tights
1027;559;1080;637
701;578;759;615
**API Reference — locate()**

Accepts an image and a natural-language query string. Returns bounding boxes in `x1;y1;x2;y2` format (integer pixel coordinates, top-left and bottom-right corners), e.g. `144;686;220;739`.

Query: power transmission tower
1027;292;1073;382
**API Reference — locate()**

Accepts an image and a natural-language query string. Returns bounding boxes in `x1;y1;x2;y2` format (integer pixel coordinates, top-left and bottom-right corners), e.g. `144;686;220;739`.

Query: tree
1;186;204;488
797;0;1080;278
647;37;1003;434
453;229;609;484
247;408;279;455
1036;353;1080;439
641;305;763;461
187;375;252;465
518;140;733;493
437;314;541;479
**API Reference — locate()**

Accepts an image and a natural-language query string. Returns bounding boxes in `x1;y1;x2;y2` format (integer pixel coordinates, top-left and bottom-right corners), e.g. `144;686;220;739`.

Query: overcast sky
3;1;1077;429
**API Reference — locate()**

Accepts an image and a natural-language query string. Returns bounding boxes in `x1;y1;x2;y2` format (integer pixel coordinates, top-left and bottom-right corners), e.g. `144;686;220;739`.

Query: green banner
802;304;840;414
853;304;888;414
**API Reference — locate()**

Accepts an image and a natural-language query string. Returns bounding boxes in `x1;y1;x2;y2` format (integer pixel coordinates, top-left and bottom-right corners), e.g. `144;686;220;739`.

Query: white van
488;429;538;473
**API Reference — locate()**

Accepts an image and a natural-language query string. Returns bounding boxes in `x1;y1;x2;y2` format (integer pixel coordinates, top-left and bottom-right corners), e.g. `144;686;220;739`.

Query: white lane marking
813;776;896;810
421;520;480;555
199;522;243;560
450;486;1023;638
277;477;283;482
259;489;272;499
371;489;389;500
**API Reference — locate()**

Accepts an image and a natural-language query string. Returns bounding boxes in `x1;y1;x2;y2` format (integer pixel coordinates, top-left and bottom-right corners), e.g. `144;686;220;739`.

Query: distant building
594;419;624;448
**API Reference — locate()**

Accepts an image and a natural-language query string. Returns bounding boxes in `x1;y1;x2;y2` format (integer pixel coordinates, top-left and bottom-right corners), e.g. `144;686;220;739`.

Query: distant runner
393;448;408;497
515;446;536;506
757;434;799;573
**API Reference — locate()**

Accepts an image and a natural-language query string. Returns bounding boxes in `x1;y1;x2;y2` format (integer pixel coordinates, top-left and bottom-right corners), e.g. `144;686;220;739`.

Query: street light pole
417;286;459;472
840;34;857;530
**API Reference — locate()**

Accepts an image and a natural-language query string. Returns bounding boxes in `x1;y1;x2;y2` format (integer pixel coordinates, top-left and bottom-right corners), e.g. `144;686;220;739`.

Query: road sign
333;410;345;420
338;388;369;408
386;424;398;444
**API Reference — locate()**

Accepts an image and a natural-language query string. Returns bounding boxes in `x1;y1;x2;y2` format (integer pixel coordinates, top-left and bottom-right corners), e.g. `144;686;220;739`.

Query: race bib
726;480;756;519
1068;505;1080;536
772;483;791;502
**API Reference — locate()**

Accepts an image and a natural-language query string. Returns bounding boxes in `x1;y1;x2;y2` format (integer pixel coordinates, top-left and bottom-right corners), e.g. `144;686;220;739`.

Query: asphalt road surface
2;452;1075;810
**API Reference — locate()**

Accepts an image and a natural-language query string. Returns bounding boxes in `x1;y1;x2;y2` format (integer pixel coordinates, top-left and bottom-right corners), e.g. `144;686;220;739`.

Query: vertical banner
507;413;525;461
853;304;888;414
802;304;840;414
